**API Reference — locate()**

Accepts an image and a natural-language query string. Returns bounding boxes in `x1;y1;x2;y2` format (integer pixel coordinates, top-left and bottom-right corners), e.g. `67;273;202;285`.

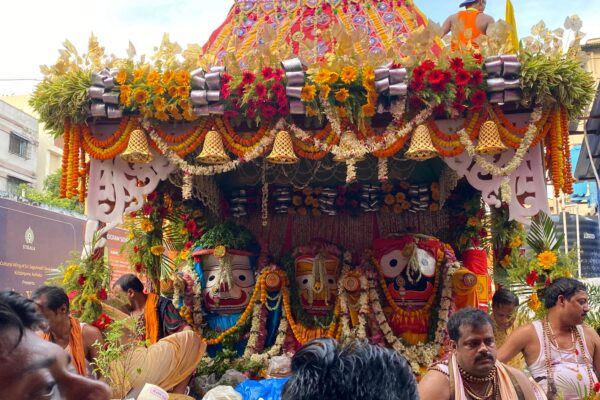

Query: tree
20;170;84;213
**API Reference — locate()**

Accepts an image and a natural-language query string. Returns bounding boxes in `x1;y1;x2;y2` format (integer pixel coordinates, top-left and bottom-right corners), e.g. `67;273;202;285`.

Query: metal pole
575;205;581;278
582;123;600;243
562;194;569;254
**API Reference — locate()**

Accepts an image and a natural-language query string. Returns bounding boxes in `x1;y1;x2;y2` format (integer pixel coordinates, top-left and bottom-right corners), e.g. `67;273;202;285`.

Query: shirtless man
33;285;104;376
442;0;494;48
498;278;600;400
419;307;538;400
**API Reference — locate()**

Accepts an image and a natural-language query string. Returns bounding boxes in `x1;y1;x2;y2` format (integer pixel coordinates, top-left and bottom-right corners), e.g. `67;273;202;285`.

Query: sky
1;0;600;95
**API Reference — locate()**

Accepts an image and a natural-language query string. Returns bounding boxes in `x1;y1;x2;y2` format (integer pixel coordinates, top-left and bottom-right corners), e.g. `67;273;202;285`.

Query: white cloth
529;320;597;400
202;385;242;400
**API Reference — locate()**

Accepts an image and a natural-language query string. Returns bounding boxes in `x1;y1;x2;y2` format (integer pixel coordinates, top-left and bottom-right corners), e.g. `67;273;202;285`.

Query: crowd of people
1;275;599;399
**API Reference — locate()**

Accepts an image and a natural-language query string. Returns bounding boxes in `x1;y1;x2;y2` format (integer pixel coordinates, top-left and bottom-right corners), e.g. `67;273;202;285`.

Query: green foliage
29;70;92;137
20;170;84;213
196;349;265;380
584;284;600;329
198;221;259;253
527;211;562;253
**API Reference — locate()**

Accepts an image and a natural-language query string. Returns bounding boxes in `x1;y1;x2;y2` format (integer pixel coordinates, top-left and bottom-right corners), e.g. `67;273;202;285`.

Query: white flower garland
182;172;192;200
346;159;357;183
337;271;369;341
377;157;389;182
368;261;460;372
457;103;544;202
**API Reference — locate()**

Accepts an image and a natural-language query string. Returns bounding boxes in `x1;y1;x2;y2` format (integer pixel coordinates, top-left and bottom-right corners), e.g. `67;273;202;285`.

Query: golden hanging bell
196;128;231;164
404;125;439;161
333;130;366;162
266;130;299;164
475;121;507;155
121;129;153;163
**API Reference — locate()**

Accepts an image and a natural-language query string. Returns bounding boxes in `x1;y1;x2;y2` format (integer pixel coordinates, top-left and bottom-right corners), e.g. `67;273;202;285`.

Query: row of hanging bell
119;120;508;165
404;120;508;161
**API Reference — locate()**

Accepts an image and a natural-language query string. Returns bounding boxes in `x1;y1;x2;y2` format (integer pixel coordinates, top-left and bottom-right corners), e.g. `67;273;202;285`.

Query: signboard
106;227;131;286
0;198;85;294
552;214;600;278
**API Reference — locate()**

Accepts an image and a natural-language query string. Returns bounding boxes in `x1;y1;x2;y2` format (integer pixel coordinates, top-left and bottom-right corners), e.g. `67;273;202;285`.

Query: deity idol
189;221;260;353
372;233;452;345
283;240;345;350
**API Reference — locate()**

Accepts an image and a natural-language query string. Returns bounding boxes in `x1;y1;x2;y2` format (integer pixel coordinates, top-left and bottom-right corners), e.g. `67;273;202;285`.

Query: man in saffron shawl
442;0;494;49
113;273;190;343
33;285;104;377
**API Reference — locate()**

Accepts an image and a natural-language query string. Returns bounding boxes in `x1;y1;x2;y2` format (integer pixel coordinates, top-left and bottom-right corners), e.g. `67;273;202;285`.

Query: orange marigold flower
362;67;375;82
119;85;132;105
320;84;331;99
537;251;557;270
177;86;190;98
116;70;128;85
529;293;541;311
301;84;317;101
306;106;319;117
341;66;358;84
153;85;166;95
146;70;160;85
155;111;170;122
153;96;166;111
168;86;179;98
133;88;149;104
175;70;191;86
467;217;479;227
384;194;395;205
162;70;175;84
335;88;350;103
178;98;191;111
362;103;376;117
133;67;146;83
328;72;339;84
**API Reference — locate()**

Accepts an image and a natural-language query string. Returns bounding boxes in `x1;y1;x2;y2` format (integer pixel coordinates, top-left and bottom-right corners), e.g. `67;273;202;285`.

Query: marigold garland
490;105;551;149
60;120;71;198
81;119;135;160
560;106;574;195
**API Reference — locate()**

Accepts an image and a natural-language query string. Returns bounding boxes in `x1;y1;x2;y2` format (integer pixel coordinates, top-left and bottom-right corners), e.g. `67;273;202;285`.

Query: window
6;176;28;195
9;132;30;159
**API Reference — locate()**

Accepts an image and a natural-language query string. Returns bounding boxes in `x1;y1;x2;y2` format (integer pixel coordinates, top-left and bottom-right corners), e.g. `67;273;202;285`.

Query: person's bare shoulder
82;323;103;346
505;365;537;400
418;368;450;400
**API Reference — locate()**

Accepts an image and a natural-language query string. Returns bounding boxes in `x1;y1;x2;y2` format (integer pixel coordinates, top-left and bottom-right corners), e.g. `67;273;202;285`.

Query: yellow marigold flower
162;70;175;84
509;236;522;248
153;85;166;95
395;192;406;202
313;69;332;85
292;195;302;206
128;232;135;240
341;66;358;84
328;72;339;84
401;201;410;210
63;264;78;283
362;67;375;82
537;251;557;270
467;217;479;227
133;67;146;83
500;255;512;268
304;195;314;206
384;193;395;205
529;293;541;312
335;88;350;103
362;103;376;117
150;245;165;256
183;110;196;121
179;250;189;260
146;70;160;85
168;86;180;98
140;219;154;232
153;96;166;111
301;84;317;101
155;111;170;122
120;85;132;105
177;85;190;99
133;88;149;104
178;98;191;111
116;70;128;85
175;70;191;86
88;294;100;304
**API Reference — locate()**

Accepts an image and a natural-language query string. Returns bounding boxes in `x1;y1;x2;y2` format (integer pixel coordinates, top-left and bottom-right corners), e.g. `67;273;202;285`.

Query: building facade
0;95;62;191
0;99;38;195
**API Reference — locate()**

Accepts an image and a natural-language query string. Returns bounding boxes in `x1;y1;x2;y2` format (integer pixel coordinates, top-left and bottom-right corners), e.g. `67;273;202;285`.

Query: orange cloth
42;316;87;376
144;293;160;344
454;9;483;49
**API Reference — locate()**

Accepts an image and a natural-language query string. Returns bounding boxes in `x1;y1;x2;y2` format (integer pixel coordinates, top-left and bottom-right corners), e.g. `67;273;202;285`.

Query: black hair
447;307;494;342
544;277;587;309
281;338;418;400
0;291;47;352
113;273;144;293
492;288;519;308
32;285;70;312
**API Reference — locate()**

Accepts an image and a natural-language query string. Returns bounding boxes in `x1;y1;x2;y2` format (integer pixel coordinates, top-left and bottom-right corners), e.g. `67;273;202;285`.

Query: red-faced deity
292;242;342;317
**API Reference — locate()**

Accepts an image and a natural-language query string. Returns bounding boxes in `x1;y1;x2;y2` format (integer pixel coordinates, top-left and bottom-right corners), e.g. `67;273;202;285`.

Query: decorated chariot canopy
30;0;595;245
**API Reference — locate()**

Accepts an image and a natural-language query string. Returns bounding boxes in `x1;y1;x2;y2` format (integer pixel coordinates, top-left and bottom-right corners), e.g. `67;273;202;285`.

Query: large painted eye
380;250;408;278
205;271;219;287
233;267;255;288
297;275;313;290
416;248;436;277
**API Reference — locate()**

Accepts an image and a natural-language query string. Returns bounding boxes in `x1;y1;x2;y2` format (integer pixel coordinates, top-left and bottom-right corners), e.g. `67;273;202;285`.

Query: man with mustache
418;307;538;400
498;278;599;400
112;273;191;343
